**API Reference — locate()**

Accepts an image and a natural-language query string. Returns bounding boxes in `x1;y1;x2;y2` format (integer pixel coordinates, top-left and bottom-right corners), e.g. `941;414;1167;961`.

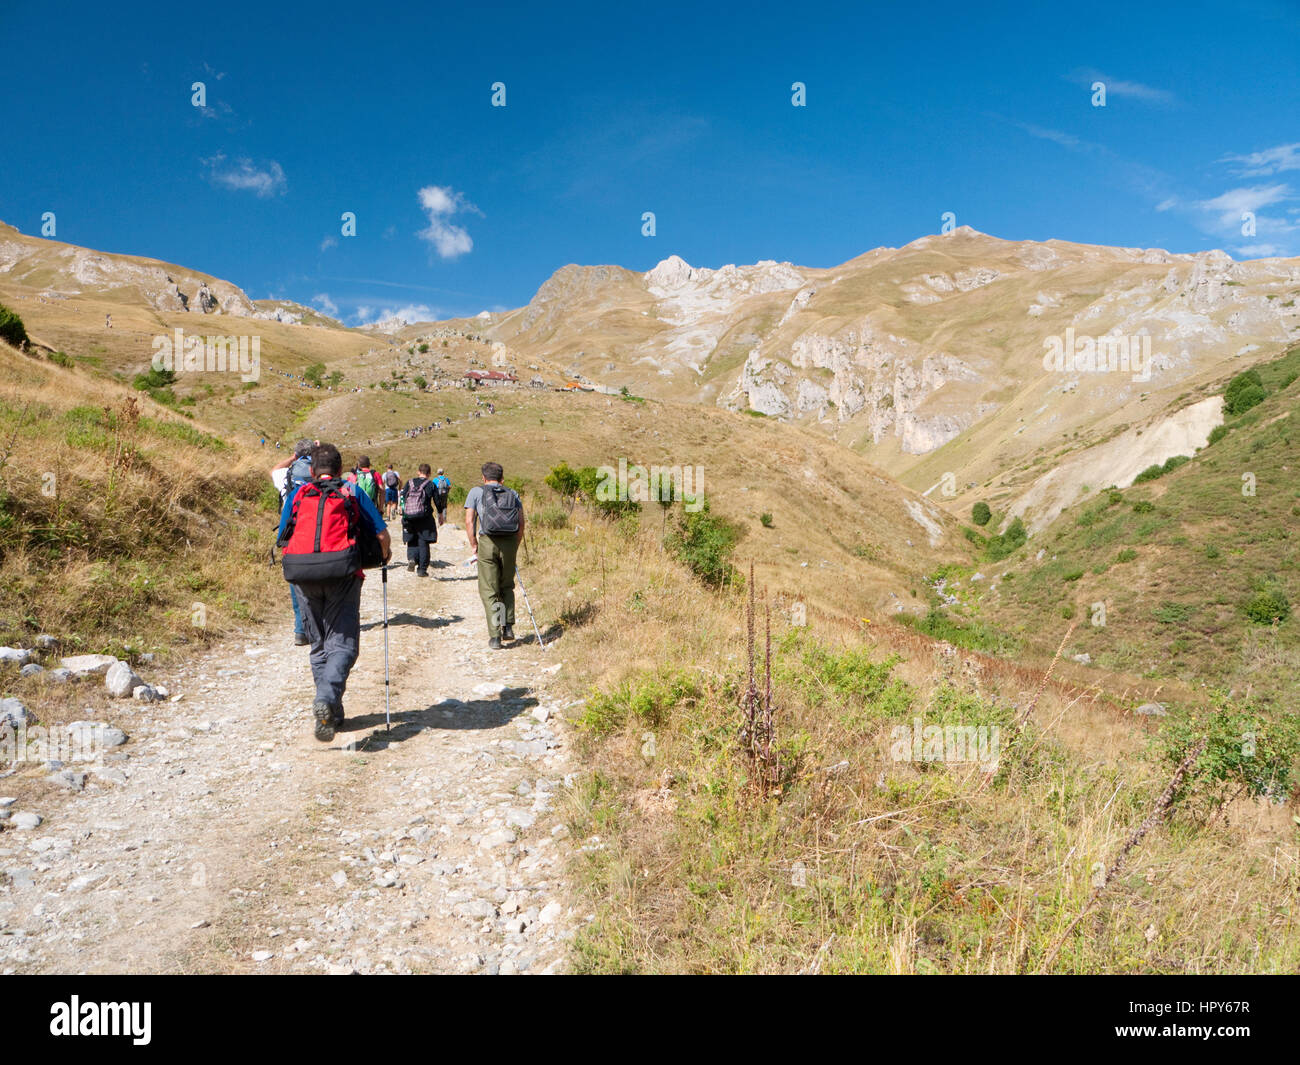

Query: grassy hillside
518;489;1300;973
0;338;280;658
966;346;1300;715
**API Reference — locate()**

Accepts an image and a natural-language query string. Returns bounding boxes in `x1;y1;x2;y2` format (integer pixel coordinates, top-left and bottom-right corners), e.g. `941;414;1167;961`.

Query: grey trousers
292;577;362;710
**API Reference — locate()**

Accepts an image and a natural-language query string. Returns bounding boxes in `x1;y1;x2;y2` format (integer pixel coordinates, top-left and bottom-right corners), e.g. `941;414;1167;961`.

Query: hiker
464;461;525;649
382;464;401;520
270;439;317;645
347;455;382;510
278;443;390;741
432;468;451;525
400;464;438;576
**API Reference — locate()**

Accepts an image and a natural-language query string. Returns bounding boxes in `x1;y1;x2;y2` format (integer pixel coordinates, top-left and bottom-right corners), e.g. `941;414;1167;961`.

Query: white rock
11;812;42;830
0;647;32;665
0;698;27;727
251;951;274;962
538;902;562;925
331;871;348;888
105;661;143;698
60;654;118;678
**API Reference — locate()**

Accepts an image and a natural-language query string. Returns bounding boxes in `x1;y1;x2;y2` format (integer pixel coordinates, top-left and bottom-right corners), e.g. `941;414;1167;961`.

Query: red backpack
279;479;380;581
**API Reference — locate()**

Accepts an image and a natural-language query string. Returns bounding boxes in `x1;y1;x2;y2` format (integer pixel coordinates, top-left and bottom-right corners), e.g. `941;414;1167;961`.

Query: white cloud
312;293;338;317
320;235;338;252
416;185;480;259
1075;69;1177;106
1195;183;1293;228
203;154;287;198
355;303;435;327
1221;143;1300;177
1234;244;1287;258
1155;197;1178;212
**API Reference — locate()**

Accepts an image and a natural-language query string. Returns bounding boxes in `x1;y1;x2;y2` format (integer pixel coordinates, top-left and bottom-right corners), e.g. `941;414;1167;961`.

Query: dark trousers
292;577;362;711
407;537;430;574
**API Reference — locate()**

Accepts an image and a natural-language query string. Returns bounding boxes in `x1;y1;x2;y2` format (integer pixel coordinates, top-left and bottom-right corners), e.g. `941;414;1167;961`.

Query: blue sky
3;0;1298;323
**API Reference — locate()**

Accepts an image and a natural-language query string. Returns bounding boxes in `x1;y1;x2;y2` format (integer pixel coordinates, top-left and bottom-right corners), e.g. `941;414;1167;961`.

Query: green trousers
477;533;518;637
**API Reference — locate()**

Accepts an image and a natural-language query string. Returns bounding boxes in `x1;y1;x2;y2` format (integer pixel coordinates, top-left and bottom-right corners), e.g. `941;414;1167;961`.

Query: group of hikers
271;439;526;742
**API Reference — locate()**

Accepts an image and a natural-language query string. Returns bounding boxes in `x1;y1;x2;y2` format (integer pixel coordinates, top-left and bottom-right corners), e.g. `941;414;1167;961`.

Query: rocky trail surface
0;526;579;974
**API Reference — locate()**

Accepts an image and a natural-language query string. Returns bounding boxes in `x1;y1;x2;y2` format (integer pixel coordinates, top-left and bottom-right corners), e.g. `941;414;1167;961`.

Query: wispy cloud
1072;69;1178;106
312;293;338;317
355;303;436;327
416;185;480;260
1220;143;1300;177
320;235;338;252
203;154;286;198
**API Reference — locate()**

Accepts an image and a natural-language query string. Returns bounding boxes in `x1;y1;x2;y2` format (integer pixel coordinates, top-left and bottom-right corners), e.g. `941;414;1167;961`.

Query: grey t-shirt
465;483;521;534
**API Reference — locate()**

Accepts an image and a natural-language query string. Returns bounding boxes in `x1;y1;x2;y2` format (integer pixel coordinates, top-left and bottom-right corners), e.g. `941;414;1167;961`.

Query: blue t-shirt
279;478;387;541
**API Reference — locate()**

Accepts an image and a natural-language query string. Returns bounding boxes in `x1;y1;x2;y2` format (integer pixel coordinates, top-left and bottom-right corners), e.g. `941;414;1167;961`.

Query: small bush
1062;567;1084;582
665;500;740;588
1243;580;1290;625
1224;369;1266;416
580;670;701;735
984;516;1027;562
1206;424;1230;447
971;501;992;526
1132;500;1155;514
1133;455;1190;484
759;512;773;528
0;302;28;348
48;350;74;368
1116;548;1137;563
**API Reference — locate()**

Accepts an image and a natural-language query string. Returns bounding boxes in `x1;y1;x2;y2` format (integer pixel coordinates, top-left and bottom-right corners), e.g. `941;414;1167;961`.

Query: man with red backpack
400;463;438;577
278;443;391;741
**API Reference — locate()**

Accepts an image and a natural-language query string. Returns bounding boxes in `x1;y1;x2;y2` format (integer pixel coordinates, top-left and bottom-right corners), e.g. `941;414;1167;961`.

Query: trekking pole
516;569;546;651
381;563;392;732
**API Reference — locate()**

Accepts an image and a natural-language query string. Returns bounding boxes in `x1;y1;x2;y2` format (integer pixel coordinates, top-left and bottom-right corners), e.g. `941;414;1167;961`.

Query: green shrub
776;631;913;720
580;670;701;735
759;512;773;528
1225;369;1266;416
984;516;1027;562
1062;567;1084;582
413;376;427;390
1116;548;1137;563
302;362;326;387
1133;455;1190;484
971;501;991;526
1243;580;1290;625
1206;424;1230;446
665;500;740;588
48;350;74;368
893;610;1020;656
0;302;28;349
1131;500;1155;514
545;461;582;504
1160;704;1300;814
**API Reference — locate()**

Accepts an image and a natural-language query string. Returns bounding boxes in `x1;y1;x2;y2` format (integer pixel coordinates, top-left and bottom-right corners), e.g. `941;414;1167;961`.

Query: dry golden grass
523;499;1300;974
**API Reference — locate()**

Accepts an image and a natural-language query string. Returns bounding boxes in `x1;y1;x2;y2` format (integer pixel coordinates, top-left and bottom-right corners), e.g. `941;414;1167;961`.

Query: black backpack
478;483;521;535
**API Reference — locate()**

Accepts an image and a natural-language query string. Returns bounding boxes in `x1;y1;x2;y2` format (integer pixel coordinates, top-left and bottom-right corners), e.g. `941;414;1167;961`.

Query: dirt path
0;524;578;975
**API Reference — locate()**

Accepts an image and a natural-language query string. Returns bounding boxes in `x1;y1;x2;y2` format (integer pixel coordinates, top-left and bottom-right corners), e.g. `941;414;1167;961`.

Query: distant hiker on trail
347;456;382;510
465;461;525;649
382;464;401;520
270;439;318;645
432;468;451;525
278;442;390;742
400;464;438;577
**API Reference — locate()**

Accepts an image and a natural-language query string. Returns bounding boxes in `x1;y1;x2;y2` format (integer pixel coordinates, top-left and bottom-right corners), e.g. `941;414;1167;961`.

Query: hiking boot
312;700;336;742
502;625;515;641
488;636;503;650
407;560;416;573
332;704;345;728
417;570;428;578
294;631;309;646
